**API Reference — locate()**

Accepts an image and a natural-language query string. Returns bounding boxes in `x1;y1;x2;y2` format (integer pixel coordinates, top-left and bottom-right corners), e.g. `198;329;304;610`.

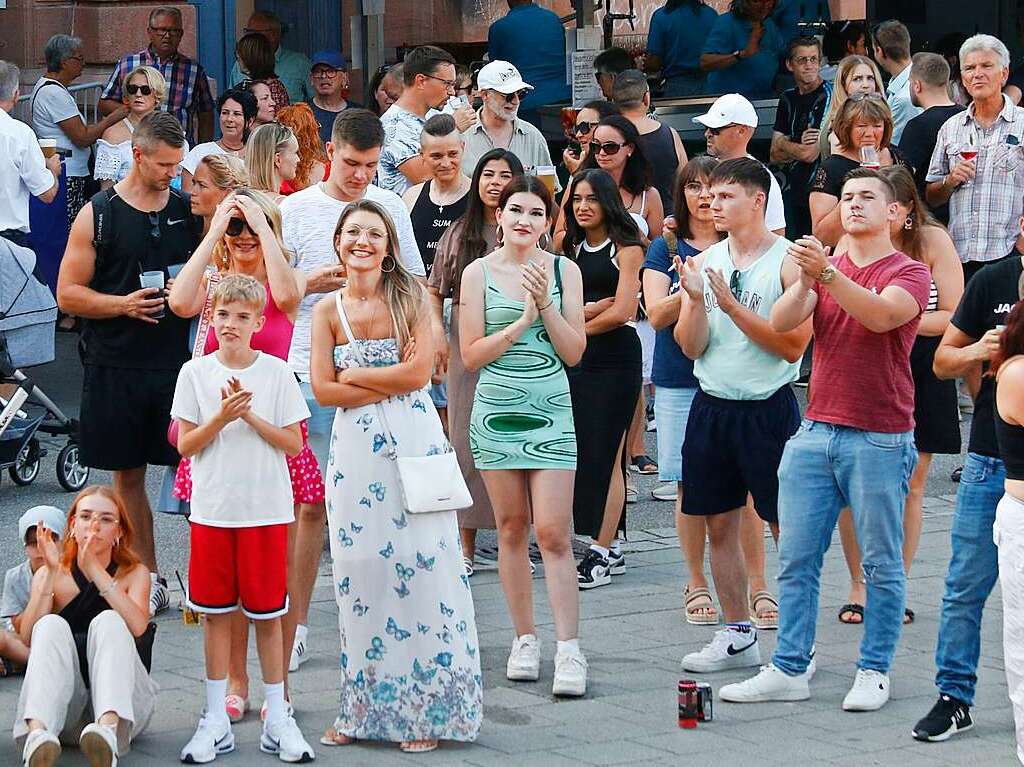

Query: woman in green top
459;176;589;697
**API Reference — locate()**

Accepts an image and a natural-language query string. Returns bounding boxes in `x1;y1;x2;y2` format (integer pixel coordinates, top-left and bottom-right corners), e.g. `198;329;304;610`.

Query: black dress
811;147;913;198
910;280;961;455
567;240;642;538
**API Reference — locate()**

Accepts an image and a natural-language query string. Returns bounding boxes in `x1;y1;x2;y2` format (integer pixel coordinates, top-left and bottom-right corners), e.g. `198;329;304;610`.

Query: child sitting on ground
0;506;66;676
171;275;315;763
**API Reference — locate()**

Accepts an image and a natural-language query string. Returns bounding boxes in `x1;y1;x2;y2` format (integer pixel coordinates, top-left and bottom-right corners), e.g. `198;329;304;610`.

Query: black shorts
681;386;800;524
79;365;181;470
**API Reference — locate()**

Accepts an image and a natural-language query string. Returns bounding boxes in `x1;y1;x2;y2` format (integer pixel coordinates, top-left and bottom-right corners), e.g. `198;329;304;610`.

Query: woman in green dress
459;176;589;697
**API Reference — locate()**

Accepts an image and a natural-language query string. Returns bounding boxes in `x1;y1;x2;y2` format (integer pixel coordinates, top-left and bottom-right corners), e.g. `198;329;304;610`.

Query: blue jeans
772;420;916;676
934;452;1004;705
653;386;697;482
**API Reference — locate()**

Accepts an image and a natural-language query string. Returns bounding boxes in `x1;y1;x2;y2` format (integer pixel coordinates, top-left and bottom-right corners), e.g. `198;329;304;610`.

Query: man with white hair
460;60;558;190
229;10;312;104
926;33;1024;282
0;61;61;248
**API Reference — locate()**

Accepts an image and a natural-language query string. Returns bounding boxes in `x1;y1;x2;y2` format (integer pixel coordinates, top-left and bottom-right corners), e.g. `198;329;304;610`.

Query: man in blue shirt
488;0;570;127
645;0;719;98
701;0;784;99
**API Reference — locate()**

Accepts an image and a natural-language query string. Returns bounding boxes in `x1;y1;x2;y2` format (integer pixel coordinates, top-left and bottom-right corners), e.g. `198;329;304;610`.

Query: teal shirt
703;12;784;98
230;46;311;104
693;237;799;400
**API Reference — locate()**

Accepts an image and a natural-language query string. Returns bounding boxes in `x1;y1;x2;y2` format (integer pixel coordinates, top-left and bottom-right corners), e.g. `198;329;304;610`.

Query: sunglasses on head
500;89;529;103
126;84;153;96
573;121;594;135
226;217;255;237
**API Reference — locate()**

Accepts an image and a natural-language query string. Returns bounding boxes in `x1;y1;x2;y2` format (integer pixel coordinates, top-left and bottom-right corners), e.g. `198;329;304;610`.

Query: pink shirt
806;251;931;433
205;281;294;361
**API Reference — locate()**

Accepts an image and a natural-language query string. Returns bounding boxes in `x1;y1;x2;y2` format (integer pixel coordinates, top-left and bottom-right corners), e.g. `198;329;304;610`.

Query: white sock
294;624;308;645
589;544;610;559
263;681;286;726
610;539;622;555
205;678;229;727
557;638;580;655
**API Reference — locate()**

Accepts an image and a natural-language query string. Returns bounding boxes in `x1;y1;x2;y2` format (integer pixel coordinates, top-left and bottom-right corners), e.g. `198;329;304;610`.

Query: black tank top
576;239;621;304
82;189;198;369
996;409;1024;481
573;239;641;364
636;123;678;213
408;181;469;276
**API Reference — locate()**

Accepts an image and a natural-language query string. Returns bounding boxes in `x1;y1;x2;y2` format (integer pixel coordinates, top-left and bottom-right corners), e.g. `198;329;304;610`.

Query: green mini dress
469;257;577;470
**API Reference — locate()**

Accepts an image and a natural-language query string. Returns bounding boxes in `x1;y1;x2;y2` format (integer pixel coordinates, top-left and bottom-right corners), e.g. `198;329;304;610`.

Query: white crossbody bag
335;293;472;514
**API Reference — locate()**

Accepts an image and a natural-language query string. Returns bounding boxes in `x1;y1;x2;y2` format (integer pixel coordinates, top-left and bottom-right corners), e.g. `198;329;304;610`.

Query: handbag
167;270;222;447
334;292;471;514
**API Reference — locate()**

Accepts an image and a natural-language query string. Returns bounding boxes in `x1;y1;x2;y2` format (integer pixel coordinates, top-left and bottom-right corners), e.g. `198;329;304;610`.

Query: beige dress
428;220;497;529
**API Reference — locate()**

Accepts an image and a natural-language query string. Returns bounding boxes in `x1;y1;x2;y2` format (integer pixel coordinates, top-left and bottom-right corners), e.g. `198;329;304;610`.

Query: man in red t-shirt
720;168;930;713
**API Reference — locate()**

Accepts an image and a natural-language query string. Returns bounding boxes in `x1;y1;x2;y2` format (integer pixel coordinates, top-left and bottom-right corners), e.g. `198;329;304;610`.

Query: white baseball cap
477;61;534;94
693;93;758;129
19;505;66;543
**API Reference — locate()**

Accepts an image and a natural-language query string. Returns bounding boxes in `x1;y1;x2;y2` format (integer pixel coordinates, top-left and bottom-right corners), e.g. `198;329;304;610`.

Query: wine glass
859;146;881;169
959;130;978;187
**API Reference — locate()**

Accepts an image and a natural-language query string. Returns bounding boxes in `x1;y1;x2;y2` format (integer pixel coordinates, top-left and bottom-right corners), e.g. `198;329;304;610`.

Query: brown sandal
320;727;355;746
749;590;779;630
400;740;439;753
684;585;719;625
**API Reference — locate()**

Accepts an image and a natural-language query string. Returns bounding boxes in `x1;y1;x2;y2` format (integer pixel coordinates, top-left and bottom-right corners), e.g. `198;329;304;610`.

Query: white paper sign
571;50;603;107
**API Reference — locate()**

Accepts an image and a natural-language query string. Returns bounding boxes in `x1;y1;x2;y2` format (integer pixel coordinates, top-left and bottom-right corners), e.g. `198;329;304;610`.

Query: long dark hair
665;0;705;12
449;149;525;298
879;165;940;263
497;175;556;221
731;0;774;21
561;169;644;258
580;115;651;196
673;155;721;241
991;300;1024;378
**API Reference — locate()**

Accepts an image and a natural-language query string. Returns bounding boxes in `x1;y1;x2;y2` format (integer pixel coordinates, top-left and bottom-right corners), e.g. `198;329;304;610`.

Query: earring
381;255;396;273
496;227;504;245
904;212;914;230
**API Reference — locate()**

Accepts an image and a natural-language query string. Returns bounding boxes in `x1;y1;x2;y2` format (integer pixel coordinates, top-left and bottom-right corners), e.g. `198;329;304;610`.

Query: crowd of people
4;0;1024;764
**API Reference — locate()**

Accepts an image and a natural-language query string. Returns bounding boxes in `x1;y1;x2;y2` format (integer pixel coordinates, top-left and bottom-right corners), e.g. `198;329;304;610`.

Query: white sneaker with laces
260;715;315;762
506;634;540;681
681;627;760;672
842;669;890;711
552;645;588;697
180;715;234;763
288;627;308;673
719;663;811;703
80;722;118;767
149;574;170;617
22;728;60;767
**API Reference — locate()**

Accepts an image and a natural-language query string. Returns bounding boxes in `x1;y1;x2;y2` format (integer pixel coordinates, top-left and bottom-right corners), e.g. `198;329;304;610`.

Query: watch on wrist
733;50;743;61
817;264;838;284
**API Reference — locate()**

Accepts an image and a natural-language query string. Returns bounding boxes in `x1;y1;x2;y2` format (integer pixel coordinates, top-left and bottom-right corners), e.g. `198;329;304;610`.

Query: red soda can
678;679;699;728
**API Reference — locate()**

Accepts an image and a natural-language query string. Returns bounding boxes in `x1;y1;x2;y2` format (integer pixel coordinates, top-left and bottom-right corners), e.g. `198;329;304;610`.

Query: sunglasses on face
594;141;626;156
730;269;743;300
573;121;594;135
226;217;255;237
126;84;153;96
707;124;739;136
501;89;529;103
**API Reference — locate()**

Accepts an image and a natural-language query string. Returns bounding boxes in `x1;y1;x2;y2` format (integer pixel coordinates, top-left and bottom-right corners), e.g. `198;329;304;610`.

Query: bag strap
191;270;222;359
334;292;399;459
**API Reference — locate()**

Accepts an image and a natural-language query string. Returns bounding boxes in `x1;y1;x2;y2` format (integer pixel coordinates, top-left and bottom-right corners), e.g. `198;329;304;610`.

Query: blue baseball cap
311;50;348;71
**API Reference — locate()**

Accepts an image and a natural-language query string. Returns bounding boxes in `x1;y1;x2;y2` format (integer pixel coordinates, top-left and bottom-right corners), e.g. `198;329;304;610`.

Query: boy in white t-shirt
172;275;314;764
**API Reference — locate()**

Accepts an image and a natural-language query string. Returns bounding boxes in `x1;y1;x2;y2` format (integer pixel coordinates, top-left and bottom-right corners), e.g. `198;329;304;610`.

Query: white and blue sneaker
260;715;315;763
607;548;625;575
181;716;234;764
681;626;760;672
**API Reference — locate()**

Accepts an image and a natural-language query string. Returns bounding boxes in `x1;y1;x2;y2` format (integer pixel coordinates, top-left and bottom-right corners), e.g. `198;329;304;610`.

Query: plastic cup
140;270;166;319
536;165;557;196
38;139;57;158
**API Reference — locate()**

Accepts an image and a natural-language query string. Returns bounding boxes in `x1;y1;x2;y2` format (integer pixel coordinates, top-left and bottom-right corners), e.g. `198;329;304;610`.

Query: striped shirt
926;95;1024;264
101;47;214;143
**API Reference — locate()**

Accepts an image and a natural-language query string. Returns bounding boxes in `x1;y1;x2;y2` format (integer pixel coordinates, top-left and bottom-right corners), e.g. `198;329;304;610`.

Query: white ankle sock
557;638;580;654
205;678;229;726
263;681;286;725
589;544;610;559
294;624;308;644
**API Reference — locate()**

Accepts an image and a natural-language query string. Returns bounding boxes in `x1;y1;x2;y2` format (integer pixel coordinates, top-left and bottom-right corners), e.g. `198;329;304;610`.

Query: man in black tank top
401;114;471;276
612;70;688;212
57;112;200;611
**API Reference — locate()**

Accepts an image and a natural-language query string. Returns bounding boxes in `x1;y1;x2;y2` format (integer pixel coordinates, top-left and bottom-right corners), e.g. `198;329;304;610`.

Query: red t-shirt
806;250;931;433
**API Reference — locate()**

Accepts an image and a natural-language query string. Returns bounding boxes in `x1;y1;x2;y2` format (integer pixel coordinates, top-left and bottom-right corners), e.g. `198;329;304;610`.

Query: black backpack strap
29;79;66;124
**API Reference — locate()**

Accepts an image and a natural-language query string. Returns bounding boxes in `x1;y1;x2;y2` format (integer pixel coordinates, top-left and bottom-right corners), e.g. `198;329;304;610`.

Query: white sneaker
150;574;170;617
288;627;308;673
552;644;588;697
23;728;60;767
80;722;118;767
719;664;811;703
180;715;234;763
261;715;315;762
681;627;760;672
652;483;677;501
843;669;890;712
506;634;541;681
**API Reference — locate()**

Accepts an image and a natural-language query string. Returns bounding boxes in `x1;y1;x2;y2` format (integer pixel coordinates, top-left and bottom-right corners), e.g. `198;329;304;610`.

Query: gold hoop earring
381;255;396;273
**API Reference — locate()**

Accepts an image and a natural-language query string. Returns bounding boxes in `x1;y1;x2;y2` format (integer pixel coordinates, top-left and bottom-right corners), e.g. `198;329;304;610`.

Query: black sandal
630;455;658;474
838;603;864;624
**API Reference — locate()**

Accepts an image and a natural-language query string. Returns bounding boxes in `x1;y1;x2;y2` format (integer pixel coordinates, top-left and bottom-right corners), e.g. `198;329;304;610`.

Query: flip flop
400;740;439;753
320;727;355;746
838;603;864;624
749;590;779;630
684;585;719;625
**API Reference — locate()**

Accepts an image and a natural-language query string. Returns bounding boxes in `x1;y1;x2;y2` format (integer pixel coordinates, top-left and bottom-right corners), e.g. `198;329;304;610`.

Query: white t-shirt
30;78;89;177
171;351;310;527
0;109;56;233
1;560;32;625
747;153;786;233
180;141;228;175
280;182;426;379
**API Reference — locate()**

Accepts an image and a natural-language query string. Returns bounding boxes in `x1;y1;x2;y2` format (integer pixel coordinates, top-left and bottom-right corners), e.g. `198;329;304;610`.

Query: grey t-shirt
31;78;90;178
1;560;32;625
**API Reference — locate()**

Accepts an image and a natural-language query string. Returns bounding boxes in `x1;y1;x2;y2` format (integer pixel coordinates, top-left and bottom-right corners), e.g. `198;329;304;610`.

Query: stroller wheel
56;443;89;492
9;438;40;486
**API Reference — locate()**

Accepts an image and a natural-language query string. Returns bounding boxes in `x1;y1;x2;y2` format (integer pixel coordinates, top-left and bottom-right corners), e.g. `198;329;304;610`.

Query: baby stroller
0;236;89;491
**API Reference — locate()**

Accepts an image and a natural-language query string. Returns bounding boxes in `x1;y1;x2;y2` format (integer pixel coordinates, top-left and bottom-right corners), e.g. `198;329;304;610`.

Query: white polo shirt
0;109;56;233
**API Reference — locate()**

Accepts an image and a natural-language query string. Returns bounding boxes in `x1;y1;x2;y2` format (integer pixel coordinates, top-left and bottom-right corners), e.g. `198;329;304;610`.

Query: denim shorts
299;381;335;469
654;387;697;482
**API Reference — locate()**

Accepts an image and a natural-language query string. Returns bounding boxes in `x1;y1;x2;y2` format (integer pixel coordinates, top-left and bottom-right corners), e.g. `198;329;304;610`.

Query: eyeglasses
707;124;739;136
149;26;183;37
501;89;529;103
226;217;255;237
424;73;458;90
683;182;710;195
126;84;153;96
312;68;339;79
594;141;626;156
242;26;275;36
730;269;743;300
791;55;820;66
148;212;161;244
573;121;595;135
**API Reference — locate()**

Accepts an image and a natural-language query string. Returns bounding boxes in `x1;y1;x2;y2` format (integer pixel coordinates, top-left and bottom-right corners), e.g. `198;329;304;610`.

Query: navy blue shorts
681;386;799;524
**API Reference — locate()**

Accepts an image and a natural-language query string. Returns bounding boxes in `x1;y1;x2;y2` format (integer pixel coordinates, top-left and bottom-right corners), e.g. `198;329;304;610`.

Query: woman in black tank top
561;169;645;589
15;486;157;765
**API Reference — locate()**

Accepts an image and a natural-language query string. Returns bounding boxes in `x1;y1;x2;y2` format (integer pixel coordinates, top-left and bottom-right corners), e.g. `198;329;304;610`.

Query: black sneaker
577;549;611;590
911;694;973;742
607;549;625;575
